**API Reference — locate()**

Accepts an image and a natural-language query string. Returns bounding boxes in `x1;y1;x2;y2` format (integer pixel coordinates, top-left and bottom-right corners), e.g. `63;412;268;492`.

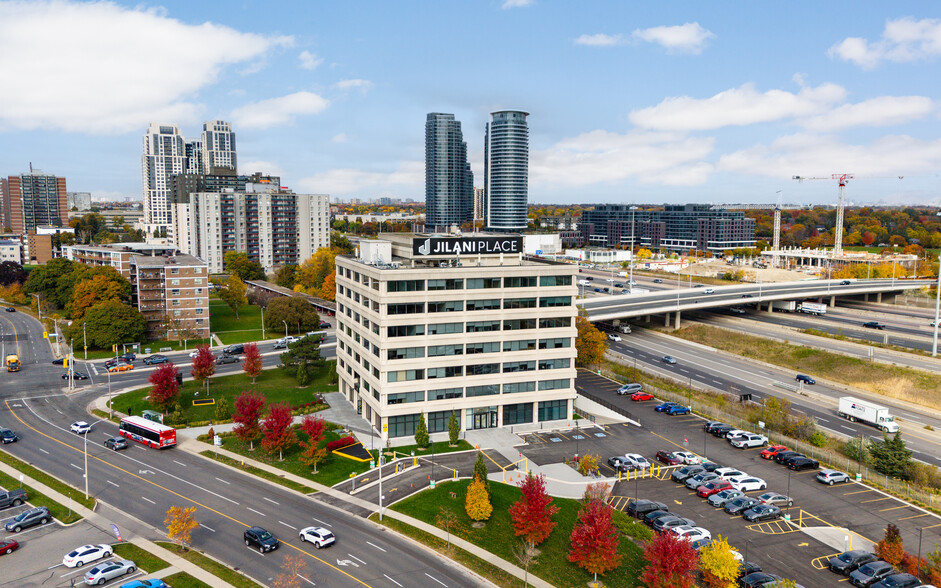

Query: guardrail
578;387;641;425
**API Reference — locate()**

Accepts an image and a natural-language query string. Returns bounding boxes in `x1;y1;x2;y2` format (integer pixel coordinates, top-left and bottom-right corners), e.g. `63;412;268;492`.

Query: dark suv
788;457;820;471
626;499;668;519
244;526;279;553
829;550;877;575
4;506;50;532
224;344;245;355
862;321;886;330
711;424;734;438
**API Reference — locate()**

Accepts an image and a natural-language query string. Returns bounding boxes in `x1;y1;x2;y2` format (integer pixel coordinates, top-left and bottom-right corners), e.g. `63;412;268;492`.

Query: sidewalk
0;459;238;588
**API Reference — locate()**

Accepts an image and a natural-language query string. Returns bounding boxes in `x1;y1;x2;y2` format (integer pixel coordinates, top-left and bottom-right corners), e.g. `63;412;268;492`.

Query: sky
1;1;941;207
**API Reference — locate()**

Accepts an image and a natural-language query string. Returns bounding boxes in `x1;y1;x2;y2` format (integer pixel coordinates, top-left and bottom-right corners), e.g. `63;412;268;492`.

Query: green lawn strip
156;541;264;588
79;338;214;360
199;451;317;494
112;543;170;572
160;572;213;588
389;479;646;588
113;362;336;426
0;451;94;518
374;516;527;588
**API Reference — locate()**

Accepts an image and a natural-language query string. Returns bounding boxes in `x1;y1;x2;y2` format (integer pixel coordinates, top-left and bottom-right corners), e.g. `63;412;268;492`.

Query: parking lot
521;369;941;586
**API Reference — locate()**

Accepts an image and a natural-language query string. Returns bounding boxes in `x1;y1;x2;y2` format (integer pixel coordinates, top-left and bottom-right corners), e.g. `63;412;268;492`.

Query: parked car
71;421;91;434
215;354;239;365
83;559;136;584
703;421;725;432
0;428;17;444
617;383;642;395
697;480;733;498
788;457;820;471
731;434;768;449
607;456;635;472
671;525;711;542
829;550;878;575
104;436;128;451
849;561;895;587
298;526;335;549
817;469;851;485
738;561;763;579
0;539;18;555
662;355;677;365
740;572;782;588
656;451;684;465
666;405;691;416
862;321;887;330
243;526;279;553
63;544;114;568
119;353;136;362
319;321;331;329
724;496;759;515
4;506;50;532
795;374;816;385
700;462;722;472
62;371;90;380
757;492;793;507
685;472;719;490
725;429;749;441
4;307;13;312
711;424;734;437
623;453;651;470
652;516;696;534
655;402;679;412
143;354;169;365
707;488;744;508
643;510;674;527
673;451;703;465
870;573;921;588
671;465;705;483
742;504;782;522
773;451;804;464
626;499;668;518
727;476;767;492
760;445;789;459
714;467;747;479
631;391;654;401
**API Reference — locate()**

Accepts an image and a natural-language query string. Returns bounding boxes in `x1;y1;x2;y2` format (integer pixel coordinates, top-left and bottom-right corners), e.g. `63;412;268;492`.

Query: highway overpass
577;278;934;327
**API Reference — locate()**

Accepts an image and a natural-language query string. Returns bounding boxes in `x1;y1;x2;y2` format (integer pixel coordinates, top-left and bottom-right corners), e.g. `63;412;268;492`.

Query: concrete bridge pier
664;312;671;327
645;314;651;323
830;295;836;307
675;311;682;329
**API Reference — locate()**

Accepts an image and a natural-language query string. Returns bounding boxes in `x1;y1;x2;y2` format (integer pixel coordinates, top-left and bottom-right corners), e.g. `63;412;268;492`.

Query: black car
224;344;245;355
830;550;878;575
711;424;734;437
4;307;14;312
742;504;781;522
738;562;762;579
795;374;815;385
870;573;921;588
774;451;803;464
653;279;663;283
841;280;852;285
671;465;705;483
104;437;128;451
725;496;759;515
143;354;169;365
849;561;895;587
642;510;673;527
0;428;17;444
739;572;781;588
51;358;67;366
4;506;50;532
626;499;668;518
61;371;89;380
119;353;136;362
862;321;886;330
244;526;279;553
319;320;331;328
788;457;820;471
703;421;725;432
215;354;239;365
700;462;721;472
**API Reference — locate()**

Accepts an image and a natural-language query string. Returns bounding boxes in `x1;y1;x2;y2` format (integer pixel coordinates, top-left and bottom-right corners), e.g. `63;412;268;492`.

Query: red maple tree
509;473;560;548
190;344;216;392
568;499;622;582
639;530;698;588
147;363;180;412
232;391;266;450
298;414;328;473
241;342;262;383
261;402;297;460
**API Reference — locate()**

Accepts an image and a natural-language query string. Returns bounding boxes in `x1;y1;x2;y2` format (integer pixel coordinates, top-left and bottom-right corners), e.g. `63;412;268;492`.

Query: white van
578;279;592;286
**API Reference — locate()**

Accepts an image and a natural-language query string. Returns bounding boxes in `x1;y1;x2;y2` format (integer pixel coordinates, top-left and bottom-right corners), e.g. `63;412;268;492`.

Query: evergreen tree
869;432;913;479
414;413;429;448
473;451;490;499
447;411;460;446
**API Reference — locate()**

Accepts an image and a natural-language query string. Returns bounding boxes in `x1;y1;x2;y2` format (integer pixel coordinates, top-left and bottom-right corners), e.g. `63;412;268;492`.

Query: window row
385;399;569;437
386;360;569;382
388;296;572;314
387;317;571;337
382;379;571;403
385;275;572;292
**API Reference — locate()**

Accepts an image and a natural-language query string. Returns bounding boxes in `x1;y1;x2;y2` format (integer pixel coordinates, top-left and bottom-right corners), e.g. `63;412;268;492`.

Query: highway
0;313;481;588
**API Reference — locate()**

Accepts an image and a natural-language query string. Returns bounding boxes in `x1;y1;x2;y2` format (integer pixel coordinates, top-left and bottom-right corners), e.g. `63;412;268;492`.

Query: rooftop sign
413;236;522;256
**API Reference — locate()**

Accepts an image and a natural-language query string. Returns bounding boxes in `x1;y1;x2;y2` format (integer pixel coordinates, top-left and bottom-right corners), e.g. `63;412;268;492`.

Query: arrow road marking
336;559;359;567
138;469;155;475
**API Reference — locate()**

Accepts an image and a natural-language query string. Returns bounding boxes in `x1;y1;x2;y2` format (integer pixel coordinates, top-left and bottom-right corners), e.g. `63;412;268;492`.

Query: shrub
611;508;652;541
326;436;356;452
808;431;827;447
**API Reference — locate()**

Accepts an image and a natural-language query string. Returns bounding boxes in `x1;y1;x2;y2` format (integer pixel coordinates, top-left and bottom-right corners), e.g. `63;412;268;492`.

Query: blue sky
1;1;940;206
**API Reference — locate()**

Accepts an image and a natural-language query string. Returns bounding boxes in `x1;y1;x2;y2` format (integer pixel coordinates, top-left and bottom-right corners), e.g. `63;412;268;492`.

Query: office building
172;186;329;274
484;110;529;232
201;120;237;174
66;192;92;211
425;113;473;231
142;123;187;229
335;233;577;445
2;170;68;233
579;204;756;253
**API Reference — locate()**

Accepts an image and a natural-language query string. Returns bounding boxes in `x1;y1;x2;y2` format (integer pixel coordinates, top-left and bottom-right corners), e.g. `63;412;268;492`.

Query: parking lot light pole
785;468;792;519
917;527;924;580
744;539;753;564
282;320;288;339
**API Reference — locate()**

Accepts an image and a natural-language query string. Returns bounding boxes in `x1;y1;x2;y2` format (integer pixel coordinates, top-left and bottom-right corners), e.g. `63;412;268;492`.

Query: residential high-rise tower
424;113;473;231
201;120;237;174
142;123;186;229
484;110;529;232
3;169;68;233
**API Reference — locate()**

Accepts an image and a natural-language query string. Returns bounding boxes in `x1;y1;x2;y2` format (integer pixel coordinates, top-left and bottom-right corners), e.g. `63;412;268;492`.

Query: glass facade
425;113;473;230
484;110;529;231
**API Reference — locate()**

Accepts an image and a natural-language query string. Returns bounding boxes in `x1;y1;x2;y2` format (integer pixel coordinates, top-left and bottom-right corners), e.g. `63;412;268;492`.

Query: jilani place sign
413;236;523;256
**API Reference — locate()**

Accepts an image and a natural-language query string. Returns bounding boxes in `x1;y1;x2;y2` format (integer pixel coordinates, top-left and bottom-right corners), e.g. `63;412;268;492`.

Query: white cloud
334;79;373;93
298;50;324;70
573;33;623;47
632;22;715;54
230;91;329;129
629;83;846;131
332;133;349;143
717;133;941;179
297;162;423;195
501;0;533;9
531;130;715;187
239;160;285;178
799;96;934;131
0;0;291;134
830;17;941;69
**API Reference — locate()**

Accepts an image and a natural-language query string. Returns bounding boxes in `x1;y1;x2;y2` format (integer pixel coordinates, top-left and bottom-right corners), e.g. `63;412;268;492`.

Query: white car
607;333;621;342
70;421;91;435
672;451;703;465
731;434;768;449
672;525;711;542
714;467;746;479
189;350;200;358
299;526;335;549
622;453;651;470
725;429;749;440
62;543;113;568
704;288;715;294
727;475;767;492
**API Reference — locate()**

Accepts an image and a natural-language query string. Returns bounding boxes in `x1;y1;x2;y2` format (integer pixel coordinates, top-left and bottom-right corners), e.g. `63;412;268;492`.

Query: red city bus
119;416;177;449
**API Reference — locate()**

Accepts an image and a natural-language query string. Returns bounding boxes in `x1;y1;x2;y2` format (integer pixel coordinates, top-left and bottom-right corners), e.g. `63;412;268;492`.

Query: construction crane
792;173;903;258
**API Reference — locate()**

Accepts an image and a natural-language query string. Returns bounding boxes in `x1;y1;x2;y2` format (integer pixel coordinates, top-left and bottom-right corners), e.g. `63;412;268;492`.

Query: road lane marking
247;507;266;516
279;521;297;530
215;477;230;485
38;448;49;454
298;574;316;586
349;554;366;565
263;497;279;505
425;573;447;586
141;496;155;505
107;480;119;487
200;523;216;532
312;517;332;527
70;463;82;471
173;460;187;467
384;575;403;587
366;541;386;552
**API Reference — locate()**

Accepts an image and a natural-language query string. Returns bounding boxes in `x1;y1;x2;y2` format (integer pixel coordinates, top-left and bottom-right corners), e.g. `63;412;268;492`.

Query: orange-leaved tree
465;477;493;521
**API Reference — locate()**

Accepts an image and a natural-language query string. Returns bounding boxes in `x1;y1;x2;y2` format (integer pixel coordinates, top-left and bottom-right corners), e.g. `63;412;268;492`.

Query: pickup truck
730;434;769;449
862;321;886;330
0;488;27;509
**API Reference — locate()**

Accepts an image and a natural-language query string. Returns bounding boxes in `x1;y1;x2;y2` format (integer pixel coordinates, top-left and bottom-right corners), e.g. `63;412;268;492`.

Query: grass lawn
209;299;267;345
113;361;336;426
113;543;170;572
389;479;646;588
156;541;263;588
0;451;95;520
161;572;213;588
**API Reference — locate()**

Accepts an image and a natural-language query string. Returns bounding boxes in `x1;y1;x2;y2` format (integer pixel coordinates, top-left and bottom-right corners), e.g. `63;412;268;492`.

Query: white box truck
838;397;900;433
799;302;827;315
771;300;797;312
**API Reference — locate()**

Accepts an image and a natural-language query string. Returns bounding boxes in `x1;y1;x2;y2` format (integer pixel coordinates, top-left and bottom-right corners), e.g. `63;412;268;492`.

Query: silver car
707;488;744;508
83;559;136;585
816;469;851;486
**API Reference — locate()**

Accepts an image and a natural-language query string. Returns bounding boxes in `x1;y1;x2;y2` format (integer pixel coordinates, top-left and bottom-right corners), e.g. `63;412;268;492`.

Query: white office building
335;233;577;445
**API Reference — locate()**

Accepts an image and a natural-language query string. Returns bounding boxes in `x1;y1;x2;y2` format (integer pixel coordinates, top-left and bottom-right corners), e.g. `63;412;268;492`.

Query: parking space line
878;505;911;512
921;522;941;530
811;554;840;570
860;497;893;504
898;513;932;521
843;489;874;495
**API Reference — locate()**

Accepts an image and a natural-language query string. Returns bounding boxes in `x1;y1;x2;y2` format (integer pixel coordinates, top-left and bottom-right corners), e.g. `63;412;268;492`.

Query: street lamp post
282;320;288;339
917;527;925;581
32;293;41;321
744;539;753;565
108;369;113;418
785;468;792;518
261;307;265;340
84;418;108;500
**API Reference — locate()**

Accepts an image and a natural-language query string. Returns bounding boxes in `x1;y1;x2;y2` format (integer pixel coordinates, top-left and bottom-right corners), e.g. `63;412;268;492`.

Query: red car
0;539;18;555
631;391;654;401
697;479;733;498
760;445;789;460
655;451;683;465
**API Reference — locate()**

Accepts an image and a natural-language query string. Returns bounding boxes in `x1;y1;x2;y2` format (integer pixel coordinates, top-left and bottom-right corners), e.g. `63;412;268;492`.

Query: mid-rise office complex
579;204;756;253
335;233;577;445
484;110;529;232
425;113;473;231
1;170;68;233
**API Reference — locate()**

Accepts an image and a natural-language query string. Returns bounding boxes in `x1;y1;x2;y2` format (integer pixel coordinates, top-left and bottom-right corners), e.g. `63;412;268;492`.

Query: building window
466;277;500;289
540;275;572;286
429;387;463;401
387;303;425;315
195;308;204;315
503;319;536;331
428;301;462;313
428;366;463;379
539;296;571;307
388;414;421;438
387;369;424;383
428;322;462;335
428;279;463;290
466;342;500;354
466;299;500;311
539;358;571;370
503;382;536;394
504;276;537;288
539;337;571;349
467;363;499;376
504;298;536;309
539;317;572;329
388;280;424;292
538;400;567;422
387;391;425;405
170;268;179;275
428;410;455;433
466;385;499;397
503;361;536;373
428;344;463;357
171;279;180;286
171;289;180;296
171;299;180;307
466;321;500;333
387;325;425;337
503;402;534;425
503;339;536;352
387;347;425;360
538;378;570;391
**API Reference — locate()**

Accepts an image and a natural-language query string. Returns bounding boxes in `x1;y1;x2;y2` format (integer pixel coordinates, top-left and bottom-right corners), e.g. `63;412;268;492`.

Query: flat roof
131;254;205;267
